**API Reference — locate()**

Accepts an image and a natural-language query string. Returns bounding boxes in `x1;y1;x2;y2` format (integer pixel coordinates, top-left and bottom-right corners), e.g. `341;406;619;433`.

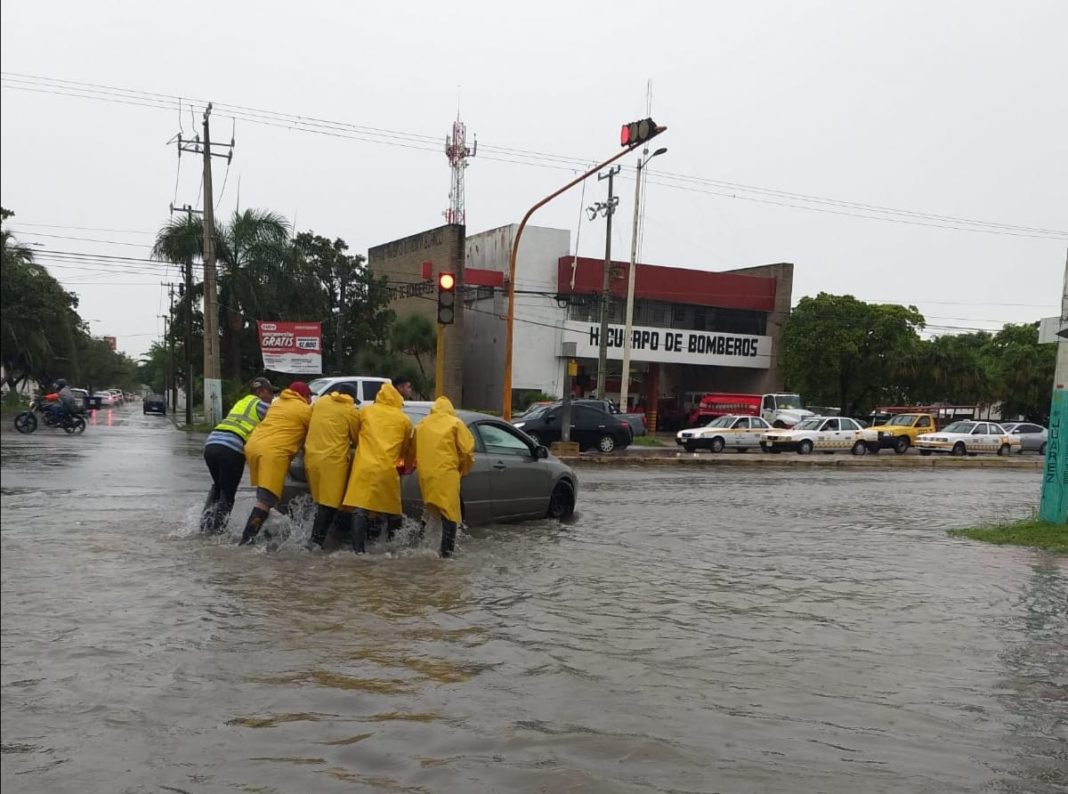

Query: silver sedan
1000;422;1048;455
283;406;578;524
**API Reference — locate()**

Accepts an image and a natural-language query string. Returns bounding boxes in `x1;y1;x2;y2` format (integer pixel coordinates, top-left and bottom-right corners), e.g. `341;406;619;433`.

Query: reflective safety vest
214;394;264;441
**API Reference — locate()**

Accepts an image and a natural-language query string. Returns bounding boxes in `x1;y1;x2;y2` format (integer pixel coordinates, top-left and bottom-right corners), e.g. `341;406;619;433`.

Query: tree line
1;208;139;400
143;209;435;408
782;292;1055;422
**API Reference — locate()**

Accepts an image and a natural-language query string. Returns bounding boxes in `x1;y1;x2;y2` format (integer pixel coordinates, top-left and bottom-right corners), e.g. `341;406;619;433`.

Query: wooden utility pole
167;283;178;412
177;104;233;426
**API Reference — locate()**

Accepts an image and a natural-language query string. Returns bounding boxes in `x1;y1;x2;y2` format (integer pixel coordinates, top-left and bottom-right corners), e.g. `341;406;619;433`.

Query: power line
4;72;1065;240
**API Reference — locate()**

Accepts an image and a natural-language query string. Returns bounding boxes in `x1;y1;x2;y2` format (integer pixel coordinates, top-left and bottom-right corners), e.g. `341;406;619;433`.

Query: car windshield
943;421;977;434
520;405;549;421
888;414;916;426
794;418;822;430
775;394;803;409
705;416;734;428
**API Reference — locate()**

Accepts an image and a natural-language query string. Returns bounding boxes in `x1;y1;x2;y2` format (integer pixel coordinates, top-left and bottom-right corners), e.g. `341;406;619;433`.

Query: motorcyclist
46;379;78;422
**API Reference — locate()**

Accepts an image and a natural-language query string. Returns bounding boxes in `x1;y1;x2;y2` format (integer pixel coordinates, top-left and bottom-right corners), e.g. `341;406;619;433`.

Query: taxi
760;416;866;455
676;414;772;453
915;420;1020;456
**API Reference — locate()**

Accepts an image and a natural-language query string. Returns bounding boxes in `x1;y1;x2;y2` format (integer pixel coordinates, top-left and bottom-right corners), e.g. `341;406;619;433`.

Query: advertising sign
563;321;771;369
257;321;322;374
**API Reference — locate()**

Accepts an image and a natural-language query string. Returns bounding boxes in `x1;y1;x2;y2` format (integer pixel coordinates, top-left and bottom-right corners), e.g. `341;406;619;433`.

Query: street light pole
620;147;667;412
592;167;620;401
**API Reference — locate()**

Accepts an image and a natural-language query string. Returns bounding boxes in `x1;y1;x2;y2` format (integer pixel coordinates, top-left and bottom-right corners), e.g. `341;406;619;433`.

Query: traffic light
437;272;456;325
620;117;662;148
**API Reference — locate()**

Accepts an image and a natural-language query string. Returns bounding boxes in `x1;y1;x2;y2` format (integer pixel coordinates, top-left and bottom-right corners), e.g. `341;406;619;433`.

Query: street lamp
619;146;667;414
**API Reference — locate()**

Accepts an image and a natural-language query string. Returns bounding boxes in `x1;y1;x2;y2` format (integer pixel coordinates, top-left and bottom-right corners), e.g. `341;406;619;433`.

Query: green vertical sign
1039;388;1067;523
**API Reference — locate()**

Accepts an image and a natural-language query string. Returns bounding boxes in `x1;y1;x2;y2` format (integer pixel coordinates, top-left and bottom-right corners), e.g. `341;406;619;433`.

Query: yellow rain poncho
413;396;475;523
245;388;312;498
342;382;413;515
304;391;360;508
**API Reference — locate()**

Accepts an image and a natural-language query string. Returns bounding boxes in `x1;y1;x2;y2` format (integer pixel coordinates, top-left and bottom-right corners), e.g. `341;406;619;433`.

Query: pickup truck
858;412;937;454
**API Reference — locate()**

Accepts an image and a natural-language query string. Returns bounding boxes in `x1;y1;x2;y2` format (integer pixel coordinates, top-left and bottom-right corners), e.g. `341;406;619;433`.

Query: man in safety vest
239;381;313;545
304;382;361;550
412;396;475;557
200;376;277;533
341;381;414;554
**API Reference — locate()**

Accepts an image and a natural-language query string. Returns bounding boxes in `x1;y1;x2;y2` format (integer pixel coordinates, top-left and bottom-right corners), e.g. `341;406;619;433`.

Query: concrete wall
462;225;571;411
368;224;465;403
726;262;793;393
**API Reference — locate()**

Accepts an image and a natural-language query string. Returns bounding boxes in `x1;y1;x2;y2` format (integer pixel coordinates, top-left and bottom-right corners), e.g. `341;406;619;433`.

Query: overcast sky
2;0;1065;360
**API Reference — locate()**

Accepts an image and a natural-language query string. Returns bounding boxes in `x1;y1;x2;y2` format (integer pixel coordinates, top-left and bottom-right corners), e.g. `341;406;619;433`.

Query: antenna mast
444;113;476;225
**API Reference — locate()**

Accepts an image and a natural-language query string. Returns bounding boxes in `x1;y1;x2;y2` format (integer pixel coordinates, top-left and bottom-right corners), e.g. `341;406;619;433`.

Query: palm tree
152;210;290;382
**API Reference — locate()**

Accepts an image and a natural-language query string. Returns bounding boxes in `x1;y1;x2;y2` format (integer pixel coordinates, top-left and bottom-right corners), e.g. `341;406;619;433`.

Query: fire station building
369;223;793;419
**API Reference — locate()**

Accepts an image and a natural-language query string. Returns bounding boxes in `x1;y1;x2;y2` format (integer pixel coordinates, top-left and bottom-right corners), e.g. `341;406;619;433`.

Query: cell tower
444;114;476;225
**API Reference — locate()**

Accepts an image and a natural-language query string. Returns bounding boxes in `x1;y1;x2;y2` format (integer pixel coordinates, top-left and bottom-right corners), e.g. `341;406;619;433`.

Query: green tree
984;323;1055;422
389;313;436;395
782;293;925;415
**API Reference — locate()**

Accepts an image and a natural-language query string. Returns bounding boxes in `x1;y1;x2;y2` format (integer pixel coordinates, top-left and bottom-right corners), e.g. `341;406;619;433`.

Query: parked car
306;375;390;405
858;412;937;454
676;414;772;453
999;422;1048;455
108;389;124;405
512;402;633;453
68;388;91;413
143;394;167;415
572;398;647;437
915;421;1019;456
283;404;578;525
761;416;867;455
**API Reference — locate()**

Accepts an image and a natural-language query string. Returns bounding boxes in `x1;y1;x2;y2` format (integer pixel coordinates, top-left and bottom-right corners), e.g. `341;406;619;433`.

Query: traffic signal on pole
437;272;456;325
620;117;661;147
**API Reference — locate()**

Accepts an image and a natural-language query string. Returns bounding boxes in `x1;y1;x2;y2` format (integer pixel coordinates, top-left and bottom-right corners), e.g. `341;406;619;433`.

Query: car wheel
710;437;726;453
547;481;575;520
684;442;698;453
14;412;37;434
893;437;910;454
798;439;813;455
598;434;616;454
920;449;933;456
997;444;1011;457
951;442;966;457
851;440;867;456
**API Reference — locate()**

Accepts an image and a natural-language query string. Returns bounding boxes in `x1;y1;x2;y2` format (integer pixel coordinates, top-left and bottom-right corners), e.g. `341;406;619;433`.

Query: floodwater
1;407;1065;793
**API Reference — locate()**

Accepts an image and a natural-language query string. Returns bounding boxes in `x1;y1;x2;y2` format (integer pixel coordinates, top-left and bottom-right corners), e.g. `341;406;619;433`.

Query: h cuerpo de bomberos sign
564;321;771;368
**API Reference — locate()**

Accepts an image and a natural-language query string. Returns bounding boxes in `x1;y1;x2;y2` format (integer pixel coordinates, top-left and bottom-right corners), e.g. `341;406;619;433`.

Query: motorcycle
13;397;87;435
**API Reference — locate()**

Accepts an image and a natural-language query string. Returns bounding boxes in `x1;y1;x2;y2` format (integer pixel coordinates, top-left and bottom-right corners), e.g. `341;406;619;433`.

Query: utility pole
158;309;170;404
589;166;620;400
1039;251;1068;523
177;104;233;425
170;203;199;426
620;146;668;412
166;283;178;412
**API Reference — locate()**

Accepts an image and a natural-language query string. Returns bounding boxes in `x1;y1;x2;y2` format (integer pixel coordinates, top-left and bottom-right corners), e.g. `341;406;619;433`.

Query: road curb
563;453;1043;469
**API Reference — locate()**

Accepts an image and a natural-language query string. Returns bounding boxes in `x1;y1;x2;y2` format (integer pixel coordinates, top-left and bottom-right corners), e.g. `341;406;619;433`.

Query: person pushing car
200;376;277;533
238;381;313;546
304;382;361;550
341;381;413;554
412;395;475;557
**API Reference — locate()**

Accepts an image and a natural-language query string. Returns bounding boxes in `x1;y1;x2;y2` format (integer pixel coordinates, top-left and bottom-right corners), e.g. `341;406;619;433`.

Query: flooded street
2;407;1065;793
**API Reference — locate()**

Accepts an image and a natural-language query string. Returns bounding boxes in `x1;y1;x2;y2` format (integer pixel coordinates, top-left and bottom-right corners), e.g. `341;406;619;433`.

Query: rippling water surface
2;409;1065;793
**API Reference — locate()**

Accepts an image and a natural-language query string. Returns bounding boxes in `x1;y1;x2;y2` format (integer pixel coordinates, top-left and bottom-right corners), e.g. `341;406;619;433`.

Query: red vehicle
687;392;761;427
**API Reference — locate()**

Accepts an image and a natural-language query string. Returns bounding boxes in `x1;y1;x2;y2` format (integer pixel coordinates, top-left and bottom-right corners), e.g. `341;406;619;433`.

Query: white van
306;375;390;406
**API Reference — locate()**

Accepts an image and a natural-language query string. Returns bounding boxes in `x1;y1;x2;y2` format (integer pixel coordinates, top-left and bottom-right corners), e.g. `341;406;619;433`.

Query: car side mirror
535;445;549;459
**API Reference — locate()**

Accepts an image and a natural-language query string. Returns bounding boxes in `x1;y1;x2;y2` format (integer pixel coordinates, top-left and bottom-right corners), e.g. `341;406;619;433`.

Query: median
948;518;1067;553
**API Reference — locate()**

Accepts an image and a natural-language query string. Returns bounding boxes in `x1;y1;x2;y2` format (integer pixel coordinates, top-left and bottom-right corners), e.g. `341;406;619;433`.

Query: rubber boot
200;486;220;533
385;515;403;542
307;505;336;550
211;496;234;534
351;511;369;555
239;506;269;546
440;519;458;558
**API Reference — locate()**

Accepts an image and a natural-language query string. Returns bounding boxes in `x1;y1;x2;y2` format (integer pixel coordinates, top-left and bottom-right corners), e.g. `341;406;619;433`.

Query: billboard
257;321;322;374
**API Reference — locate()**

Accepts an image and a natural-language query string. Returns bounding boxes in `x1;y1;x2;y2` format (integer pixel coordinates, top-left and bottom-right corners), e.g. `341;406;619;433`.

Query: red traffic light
438;272;456;290
620;117;661;148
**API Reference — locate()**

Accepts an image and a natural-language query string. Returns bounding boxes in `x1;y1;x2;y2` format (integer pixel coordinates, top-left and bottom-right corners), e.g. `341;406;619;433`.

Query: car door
749;418;770;448
571;406;606;450
837;418;860;446
450;423;494;525
970;422;991;452
474;421;552;520
815;418;838;448
730;417;751;448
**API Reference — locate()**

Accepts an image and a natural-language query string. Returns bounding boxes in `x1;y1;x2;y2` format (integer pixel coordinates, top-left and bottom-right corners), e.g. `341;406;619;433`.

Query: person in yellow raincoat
304;382;361;550
341;381;413;553
412;396;475;557
238;381;313;545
